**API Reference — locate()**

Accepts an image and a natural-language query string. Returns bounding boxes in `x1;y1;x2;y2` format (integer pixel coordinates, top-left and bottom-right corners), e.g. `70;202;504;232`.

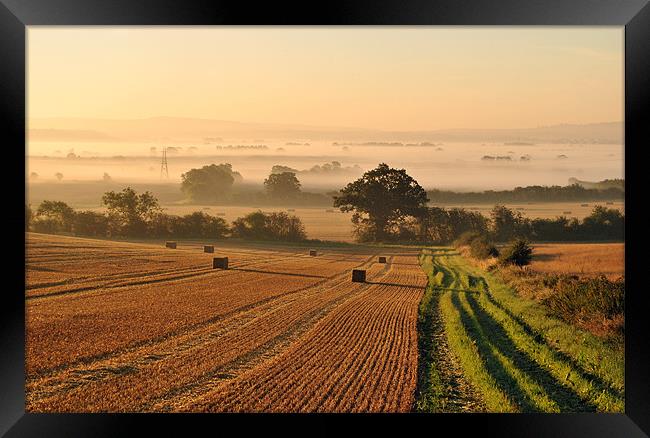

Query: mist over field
27;119;624;195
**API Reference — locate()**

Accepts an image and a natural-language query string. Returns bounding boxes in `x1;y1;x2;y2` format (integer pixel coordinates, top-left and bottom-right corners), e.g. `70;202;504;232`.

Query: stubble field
528;242;624;279
26;233;425;412
25;233;623;413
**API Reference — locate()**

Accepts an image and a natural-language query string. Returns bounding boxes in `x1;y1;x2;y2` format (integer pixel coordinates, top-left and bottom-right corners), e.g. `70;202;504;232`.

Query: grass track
417;249;624;413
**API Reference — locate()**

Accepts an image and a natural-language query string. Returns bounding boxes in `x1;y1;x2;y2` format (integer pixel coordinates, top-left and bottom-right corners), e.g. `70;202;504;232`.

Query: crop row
185;256;427;413
27;255;389;411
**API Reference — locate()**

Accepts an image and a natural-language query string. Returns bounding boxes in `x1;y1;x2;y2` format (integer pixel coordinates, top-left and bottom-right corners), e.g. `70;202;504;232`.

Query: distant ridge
29;117;623;144
568;177;624;190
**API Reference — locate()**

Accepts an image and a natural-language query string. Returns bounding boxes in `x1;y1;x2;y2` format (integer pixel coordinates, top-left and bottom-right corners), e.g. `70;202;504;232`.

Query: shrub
72;211;109;236
499;239;533;267
264;212;307;241
542;275;624;339
453;231;482;248
32;218;61;234
148;213;178;237
149;212;229;238
176;212;229;238
469;236;500;260
26;204;32;230
231;211;306;241
35;200;75;233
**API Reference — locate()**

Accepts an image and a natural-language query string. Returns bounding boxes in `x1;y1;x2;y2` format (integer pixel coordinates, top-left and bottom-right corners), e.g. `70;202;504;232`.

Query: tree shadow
463;291;598;412
481;287;624;401
365;281;425;289
532;253;560;262
230;268;327;279
451;291;539;412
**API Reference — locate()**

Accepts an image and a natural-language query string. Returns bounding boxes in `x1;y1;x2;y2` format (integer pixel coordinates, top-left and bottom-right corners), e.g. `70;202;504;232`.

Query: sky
28;26;623;131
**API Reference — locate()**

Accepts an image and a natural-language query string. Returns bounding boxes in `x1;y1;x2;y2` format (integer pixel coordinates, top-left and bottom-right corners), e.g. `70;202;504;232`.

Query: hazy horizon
27;27;624;191
28;27;623;131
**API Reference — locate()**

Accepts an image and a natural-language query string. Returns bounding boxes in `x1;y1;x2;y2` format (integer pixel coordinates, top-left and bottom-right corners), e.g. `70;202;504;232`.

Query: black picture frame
2;1;648;436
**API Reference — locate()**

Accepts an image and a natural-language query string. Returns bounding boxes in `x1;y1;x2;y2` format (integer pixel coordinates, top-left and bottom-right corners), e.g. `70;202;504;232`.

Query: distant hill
568;177;625;190
28;117;623;144
28;128;119;142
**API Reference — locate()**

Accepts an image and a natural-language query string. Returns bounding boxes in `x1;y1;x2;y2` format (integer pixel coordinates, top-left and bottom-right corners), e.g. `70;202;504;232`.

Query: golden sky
28;27;623;131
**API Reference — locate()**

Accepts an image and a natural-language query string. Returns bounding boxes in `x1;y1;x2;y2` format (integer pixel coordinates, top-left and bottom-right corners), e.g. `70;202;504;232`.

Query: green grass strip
414;252;447;412
420;251;516;412
444;253;624;412
474;263;624;398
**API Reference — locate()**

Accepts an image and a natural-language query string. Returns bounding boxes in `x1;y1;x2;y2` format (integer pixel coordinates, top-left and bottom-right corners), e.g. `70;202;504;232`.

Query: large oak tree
333;163;429;241
181;163;239;203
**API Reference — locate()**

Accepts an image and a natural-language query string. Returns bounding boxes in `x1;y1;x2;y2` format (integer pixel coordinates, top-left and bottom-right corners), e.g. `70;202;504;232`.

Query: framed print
1;0;649;436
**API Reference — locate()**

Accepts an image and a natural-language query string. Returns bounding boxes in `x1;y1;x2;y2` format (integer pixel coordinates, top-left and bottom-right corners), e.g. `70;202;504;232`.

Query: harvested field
26;233;425;412
26;233;622;413
186;256;427;413
529;243;624;280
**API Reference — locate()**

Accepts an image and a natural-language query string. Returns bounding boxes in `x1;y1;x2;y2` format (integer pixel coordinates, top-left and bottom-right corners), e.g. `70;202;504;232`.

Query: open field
26;233;425;412
156;205;356;242
26;233;623;413
529;243;624;280
434;201;624;221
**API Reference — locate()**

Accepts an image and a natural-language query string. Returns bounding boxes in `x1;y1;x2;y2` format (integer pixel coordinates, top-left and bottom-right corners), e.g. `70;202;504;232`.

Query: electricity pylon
160;147;169;179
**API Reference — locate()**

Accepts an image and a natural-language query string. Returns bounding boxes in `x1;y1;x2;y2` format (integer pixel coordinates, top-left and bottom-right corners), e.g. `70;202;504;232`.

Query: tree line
333;163;624;243
180;163;333;206
26;165;624;245
427;183;623;204
26;187;306;242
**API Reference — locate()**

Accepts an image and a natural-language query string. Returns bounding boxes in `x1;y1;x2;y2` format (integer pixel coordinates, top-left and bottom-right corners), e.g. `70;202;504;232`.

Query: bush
35;200;75;233
264;212;307;241
176;212;229;238
453;231;482;248
231;211;306;241
498;239;533;267
469;236;499;259
542;275;624;338
72;211;109;236
148;212;229;238
32;218;61;234
26;204;32;230
148;213;178;237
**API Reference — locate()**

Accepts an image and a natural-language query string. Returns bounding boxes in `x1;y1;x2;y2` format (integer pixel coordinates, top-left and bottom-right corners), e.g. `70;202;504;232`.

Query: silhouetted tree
490;205;524;242
231;211;306;241
102;187;161;236
34;200;75;233
264;172;301;200
499;239;533;267
25;204;32;230
334;163;428;241
181;163;238;202
175;212;229;238
72;211;109;236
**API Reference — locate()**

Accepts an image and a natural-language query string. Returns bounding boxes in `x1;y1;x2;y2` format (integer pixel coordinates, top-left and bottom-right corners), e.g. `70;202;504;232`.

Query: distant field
158;205;357;242
93;200;624;243
434;201;624;220
529;243;624;279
